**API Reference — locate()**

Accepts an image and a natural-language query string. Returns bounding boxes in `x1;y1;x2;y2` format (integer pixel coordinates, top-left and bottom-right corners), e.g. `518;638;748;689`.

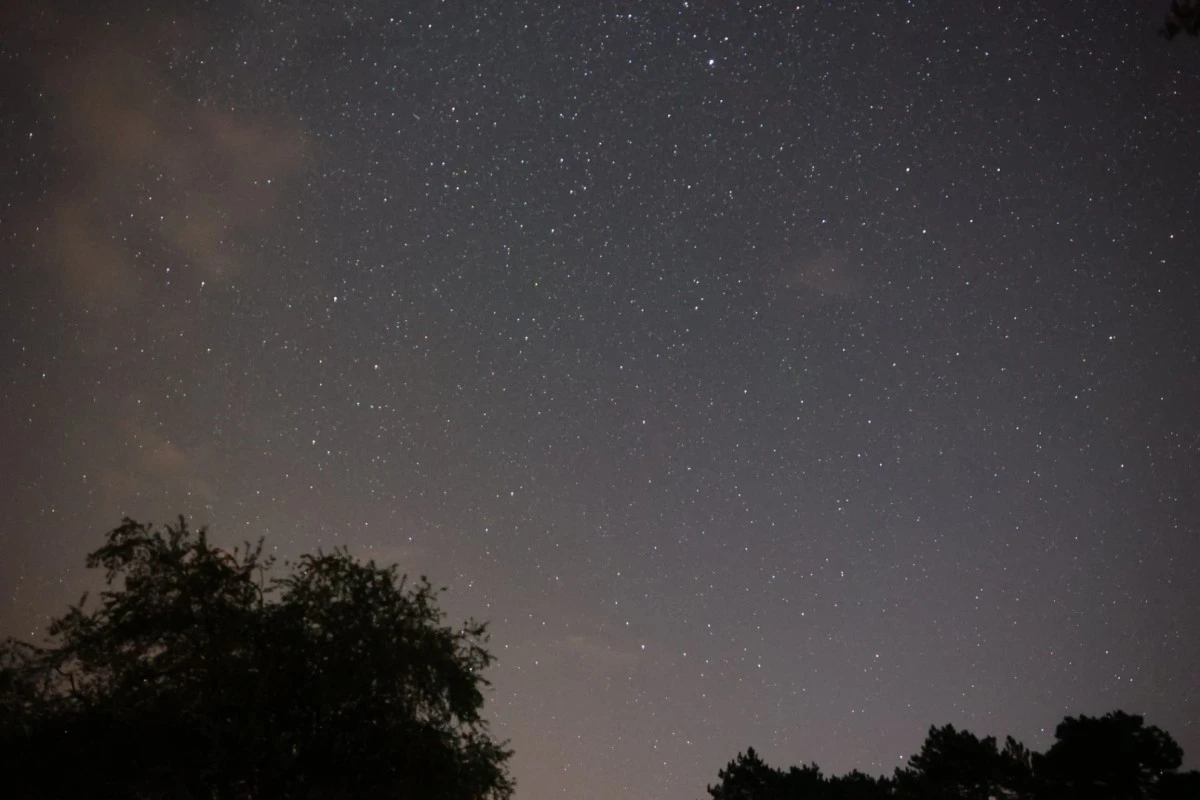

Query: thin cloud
781;248;868;299
37;24;308;309
559;634;643;670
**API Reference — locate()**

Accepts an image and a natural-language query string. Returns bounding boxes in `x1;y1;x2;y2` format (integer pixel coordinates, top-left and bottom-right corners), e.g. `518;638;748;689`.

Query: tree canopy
1037;711;1184;800
706;711;1198;800
0;517;513;800
893;724;1033;800
1163;0;1200;38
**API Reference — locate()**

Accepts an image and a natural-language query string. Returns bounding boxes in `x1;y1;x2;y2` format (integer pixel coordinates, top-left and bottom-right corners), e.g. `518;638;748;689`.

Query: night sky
3;1;1200;798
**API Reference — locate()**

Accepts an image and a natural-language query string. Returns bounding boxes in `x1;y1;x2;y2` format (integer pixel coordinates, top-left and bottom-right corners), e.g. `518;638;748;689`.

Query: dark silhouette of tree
1154;769;1200;800
1034;711;1183;800
706;748;791;800
706;748;833;800
779;763;829;799
705;748;885;800
894;724;1032;800
826;770;892;800
1163;1;1200;38
0;517;513;800
999;735;1038;799
701;712;1196;800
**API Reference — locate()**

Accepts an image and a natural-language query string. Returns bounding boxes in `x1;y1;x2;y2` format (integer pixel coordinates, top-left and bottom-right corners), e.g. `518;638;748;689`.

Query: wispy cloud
780;248;868;299
35;21;308;309
95;406;218;508
558;633;643;671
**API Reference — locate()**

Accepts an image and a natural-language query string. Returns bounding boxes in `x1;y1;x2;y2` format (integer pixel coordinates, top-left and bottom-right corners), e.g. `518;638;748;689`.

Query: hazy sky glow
3;2;1199;798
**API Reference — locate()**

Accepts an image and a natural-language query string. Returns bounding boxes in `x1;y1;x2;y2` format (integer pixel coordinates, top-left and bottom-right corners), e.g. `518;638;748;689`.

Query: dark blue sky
3;2;1199;798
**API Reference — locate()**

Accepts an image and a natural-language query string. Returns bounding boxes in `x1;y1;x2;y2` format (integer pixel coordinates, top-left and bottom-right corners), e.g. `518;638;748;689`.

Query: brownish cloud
37;20;308;309
94;408;218;510
780;248;868;299
558;633;643;671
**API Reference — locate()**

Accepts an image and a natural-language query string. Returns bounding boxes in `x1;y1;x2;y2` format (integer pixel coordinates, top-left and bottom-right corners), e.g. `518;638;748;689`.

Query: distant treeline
706;711;1199;800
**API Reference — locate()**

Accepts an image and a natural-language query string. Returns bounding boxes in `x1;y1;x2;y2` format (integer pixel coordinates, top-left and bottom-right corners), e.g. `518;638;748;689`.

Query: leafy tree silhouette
1154;769;1200;800
703;712;1198;800
1035;711;1183;800
705;748;831;800
826;770;892;800
706;748;790;800
0;517;513;800
1163;1;1200;38
894;724;1032;800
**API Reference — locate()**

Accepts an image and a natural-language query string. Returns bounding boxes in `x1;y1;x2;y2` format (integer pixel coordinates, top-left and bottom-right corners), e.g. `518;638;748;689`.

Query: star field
2;2;1199;798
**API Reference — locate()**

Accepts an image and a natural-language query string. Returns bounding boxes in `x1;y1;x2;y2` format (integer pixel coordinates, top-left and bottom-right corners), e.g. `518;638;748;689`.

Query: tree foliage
705;748;829;800
1163;0;1200;38
0;517;513;800
893;724;1032;800
705;711;1197;800
1036;711;1183;800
